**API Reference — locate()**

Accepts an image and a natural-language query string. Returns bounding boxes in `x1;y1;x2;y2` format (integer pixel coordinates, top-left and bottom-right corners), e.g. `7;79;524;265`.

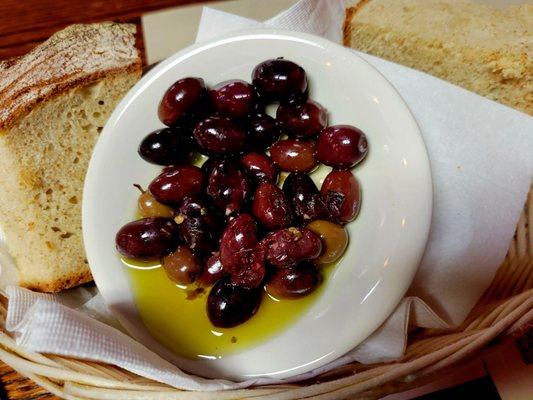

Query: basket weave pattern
1;187;531;399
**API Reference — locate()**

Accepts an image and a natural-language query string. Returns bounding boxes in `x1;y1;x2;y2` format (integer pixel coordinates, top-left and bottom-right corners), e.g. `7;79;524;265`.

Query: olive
240;152;278;184
269;139;316;173
252;182;293;229
246;113;281;151
148;165;204;206
316;125;368;169
230;242;267;289
306;220;348;265
158;77;209;127
276;100;327;139
282;173;327;223
209;79;258;118
204;158;251;216
219;214;258;272
207;278;262;328
194;115;246;154
263;227;322;267
138;127;193;166
136;186;174;218
321;170;361;224
176;215;220;260
197;253;225;286
162;245;202;285
115;217;179;261
265;262;321;299
252;59;307;103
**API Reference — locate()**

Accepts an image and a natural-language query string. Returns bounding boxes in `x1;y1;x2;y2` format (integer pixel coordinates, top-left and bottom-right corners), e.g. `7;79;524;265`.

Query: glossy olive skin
252;182;293;229
207;278;262;328
269;139;316;173
115;217;179;261
138;128;193;166
263;227;322;267
240;152;278;184
197;253;225;286
321;170;361;224
282;173;327;223
194;115;246;154
162;245;202;284
306;220;348;265
148;165;204;206
265;262;320;299
276;100;327;139
158;77;208;127
219;214;258;272
252;59;308;103
209;79;257;118
246;113;281;151
316;125;368;169
204;158;251;216
137;190;174;218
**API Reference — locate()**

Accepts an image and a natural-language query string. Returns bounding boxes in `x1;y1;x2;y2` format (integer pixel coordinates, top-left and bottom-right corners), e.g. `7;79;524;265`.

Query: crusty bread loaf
0;23;141;292
343;0;532;115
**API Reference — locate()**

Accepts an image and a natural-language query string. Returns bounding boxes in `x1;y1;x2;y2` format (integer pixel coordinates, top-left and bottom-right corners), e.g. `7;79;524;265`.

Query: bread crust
343;1;371;47
0;22;142;131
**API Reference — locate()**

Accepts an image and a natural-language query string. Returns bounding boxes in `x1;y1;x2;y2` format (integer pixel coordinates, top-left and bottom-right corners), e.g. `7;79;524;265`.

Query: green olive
162;245;202;285
138;191;174;218
306;220;348;265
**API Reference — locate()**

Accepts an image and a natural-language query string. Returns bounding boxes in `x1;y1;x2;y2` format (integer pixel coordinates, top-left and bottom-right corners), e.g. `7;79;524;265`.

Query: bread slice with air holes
343;0;532;115
0;22;141;292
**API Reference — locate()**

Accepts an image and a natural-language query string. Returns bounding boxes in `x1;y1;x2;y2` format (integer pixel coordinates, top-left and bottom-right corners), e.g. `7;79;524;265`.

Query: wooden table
0;1;210;398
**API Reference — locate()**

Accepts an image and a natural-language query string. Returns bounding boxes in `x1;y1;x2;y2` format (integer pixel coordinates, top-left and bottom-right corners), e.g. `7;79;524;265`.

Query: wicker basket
1;186;531;399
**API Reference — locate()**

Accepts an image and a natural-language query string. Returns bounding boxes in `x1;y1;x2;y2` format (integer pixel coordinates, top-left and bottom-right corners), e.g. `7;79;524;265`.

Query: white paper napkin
2;0;532;390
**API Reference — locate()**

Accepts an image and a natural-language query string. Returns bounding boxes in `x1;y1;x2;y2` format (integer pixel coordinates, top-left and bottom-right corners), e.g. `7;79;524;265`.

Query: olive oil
124;259;333;359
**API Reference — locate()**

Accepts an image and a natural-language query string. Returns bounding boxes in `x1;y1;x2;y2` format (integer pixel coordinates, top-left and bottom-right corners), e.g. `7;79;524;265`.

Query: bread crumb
69;196;78;204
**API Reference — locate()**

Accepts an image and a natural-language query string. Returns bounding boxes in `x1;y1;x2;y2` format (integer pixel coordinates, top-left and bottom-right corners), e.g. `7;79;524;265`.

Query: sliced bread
0;23;141;292
343;0;532;115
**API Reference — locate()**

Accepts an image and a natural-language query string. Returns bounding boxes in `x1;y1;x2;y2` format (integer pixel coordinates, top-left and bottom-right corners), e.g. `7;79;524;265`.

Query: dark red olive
178;195;217;218
204;158;251;216
316;125;368;169
246;113;281;151
138;127;193;166
252;59;307;103
269;139;316;173
252;182;293;229
207;278;262;328
176;214;220;259
197;253;225;286
282;173;327;223
262;227;322;267
240;152;278;184
194;115;246;154
158;77;208;127
219;214;258;272
148;165;204;206
276;100;327;139
321;170;361;224
115;217;179;261
229;242;267;289
265;262;321;299
209;79;257;118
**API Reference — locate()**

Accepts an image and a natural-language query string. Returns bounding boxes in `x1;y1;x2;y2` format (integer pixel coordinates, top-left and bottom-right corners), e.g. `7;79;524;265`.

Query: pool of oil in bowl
124;259;335;359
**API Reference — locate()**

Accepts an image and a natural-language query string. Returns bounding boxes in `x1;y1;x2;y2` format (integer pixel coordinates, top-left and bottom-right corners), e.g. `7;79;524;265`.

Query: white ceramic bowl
83;30;432;381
